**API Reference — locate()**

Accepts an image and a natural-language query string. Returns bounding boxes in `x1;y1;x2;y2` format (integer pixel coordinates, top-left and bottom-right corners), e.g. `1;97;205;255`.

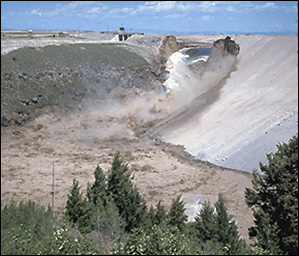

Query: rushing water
159;37;298;173
163;47;212;94
183;47;212;63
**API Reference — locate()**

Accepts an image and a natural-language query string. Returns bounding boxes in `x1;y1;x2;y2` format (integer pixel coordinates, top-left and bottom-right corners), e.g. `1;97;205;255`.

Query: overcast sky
1;1;298;34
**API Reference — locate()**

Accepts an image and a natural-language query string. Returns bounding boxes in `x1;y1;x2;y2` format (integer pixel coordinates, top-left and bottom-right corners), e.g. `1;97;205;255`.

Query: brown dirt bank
1;36;254;243
1;112;254;243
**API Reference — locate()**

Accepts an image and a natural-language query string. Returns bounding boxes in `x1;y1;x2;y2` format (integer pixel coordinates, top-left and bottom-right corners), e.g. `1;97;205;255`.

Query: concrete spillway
158;35;298;172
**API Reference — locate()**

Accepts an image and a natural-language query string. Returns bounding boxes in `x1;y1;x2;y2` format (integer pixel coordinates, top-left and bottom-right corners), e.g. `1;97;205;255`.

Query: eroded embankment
156;35;298;172
146;36;240;137
1;36;256;242
1;43;164;127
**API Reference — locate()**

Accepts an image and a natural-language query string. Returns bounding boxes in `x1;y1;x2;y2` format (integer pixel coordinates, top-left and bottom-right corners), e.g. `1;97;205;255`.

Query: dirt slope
1;34;259;243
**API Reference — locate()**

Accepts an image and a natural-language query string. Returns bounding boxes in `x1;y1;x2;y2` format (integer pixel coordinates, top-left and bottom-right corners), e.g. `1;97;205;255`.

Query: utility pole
51;162;55;216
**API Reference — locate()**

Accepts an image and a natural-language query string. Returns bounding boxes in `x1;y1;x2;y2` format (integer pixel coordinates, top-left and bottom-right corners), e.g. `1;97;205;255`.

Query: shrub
1;201;100;255
112;224;198;255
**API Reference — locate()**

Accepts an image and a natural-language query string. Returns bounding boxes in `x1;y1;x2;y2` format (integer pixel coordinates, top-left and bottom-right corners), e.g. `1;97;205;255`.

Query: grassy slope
1;43;155;126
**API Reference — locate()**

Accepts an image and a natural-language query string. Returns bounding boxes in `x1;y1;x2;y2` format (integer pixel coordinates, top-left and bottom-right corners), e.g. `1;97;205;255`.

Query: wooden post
51;162;55;216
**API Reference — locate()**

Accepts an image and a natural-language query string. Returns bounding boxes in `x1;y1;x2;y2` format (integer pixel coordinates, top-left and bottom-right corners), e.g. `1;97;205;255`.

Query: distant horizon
1;1;298;35
1;28;297;36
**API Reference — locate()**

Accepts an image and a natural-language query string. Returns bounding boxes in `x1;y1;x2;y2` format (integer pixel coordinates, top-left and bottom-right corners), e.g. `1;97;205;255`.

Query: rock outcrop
158;35;179;64
210;36;240;57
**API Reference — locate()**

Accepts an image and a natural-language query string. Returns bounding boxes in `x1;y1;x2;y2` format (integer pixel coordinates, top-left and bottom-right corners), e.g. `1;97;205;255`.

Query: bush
112;224;198;255
1;201;100;255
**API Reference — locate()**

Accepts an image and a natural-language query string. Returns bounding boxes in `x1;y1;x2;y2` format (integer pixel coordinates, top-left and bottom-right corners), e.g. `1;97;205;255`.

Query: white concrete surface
162;35;298;172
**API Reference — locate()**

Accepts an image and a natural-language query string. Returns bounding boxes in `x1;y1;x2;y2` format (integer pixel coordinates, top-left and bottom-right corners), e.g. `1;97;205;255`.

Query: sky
1;1;298;35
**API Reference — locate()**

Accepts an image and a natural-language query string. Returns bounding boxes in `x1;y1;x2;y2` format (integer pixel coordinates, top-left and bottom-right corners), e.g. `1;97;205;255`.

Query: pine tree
107;152;149;232
65;179;93;233
166;195;188;232
65;179;85;225
90;199;125;238
194;201;217;242
214;197;245;254
148;200;167;227
77;198;94;234
107;152;131;210
155;200;167;225
194;197;246;254
86;165;107;206
245;135;298;255
148;205;156;226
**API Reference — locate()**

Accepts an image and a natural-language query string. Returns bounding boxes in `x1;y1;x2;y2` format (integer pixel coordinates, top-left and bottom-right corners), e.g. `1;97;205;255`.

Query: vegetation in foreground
1;135;297;255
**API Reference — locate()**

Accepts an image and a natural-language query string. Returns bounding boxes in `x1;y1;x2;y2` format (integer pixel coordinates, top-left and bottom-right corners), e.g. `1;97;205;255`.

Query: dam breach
153;34;298;173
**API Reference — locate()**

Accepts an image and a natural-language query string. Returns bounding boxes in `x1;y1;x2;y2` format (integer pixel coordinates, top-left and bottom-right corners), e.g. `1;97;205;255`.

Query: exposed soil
1;34;255;243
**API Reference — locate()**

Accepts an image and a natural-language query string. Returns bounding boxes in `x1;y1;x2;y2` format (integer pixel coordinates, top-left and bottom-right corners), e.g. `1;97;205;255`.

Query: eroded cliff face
211;36;240;57
158;35;179;64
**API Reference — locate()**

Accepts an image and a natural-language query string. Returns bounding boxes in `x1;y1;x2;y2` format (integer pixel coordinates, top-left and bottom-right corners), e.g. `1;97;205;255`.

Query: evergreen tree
65;179;85;225
65;179;93;233
194;197;246;254
245;135;298;255
76;198;94;234
194;201;217;242
90;199;125;238
148;205;156;226
107;152;149;232
107;152;131;208
155;200;167;225
166;195;188;232
86;165;107;206
214;197;245;254
148;200;167;227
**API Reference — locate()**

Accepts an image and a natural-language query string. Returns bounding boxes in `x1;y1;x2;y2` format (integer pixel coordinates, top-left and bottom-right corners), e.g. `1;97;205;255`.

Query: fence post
51;162;55;216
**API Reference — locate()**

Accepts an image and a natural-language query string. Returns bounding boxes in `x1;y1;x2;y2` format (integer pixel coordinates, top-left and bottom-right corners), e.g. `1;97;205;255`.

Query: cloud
6;0;296;33
225;5;237;12
199;1;217;12
238;1;295;13
164;13;186;19
134;1;216;14
7;11;16;16
23;1;297;21
255;2;279;11
30;9;42;17
25;1;108;18
109;1;178;16
109;7;135;15
108;1;218;16
85;6;107;14
201;15;214;22
139;1;176;12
